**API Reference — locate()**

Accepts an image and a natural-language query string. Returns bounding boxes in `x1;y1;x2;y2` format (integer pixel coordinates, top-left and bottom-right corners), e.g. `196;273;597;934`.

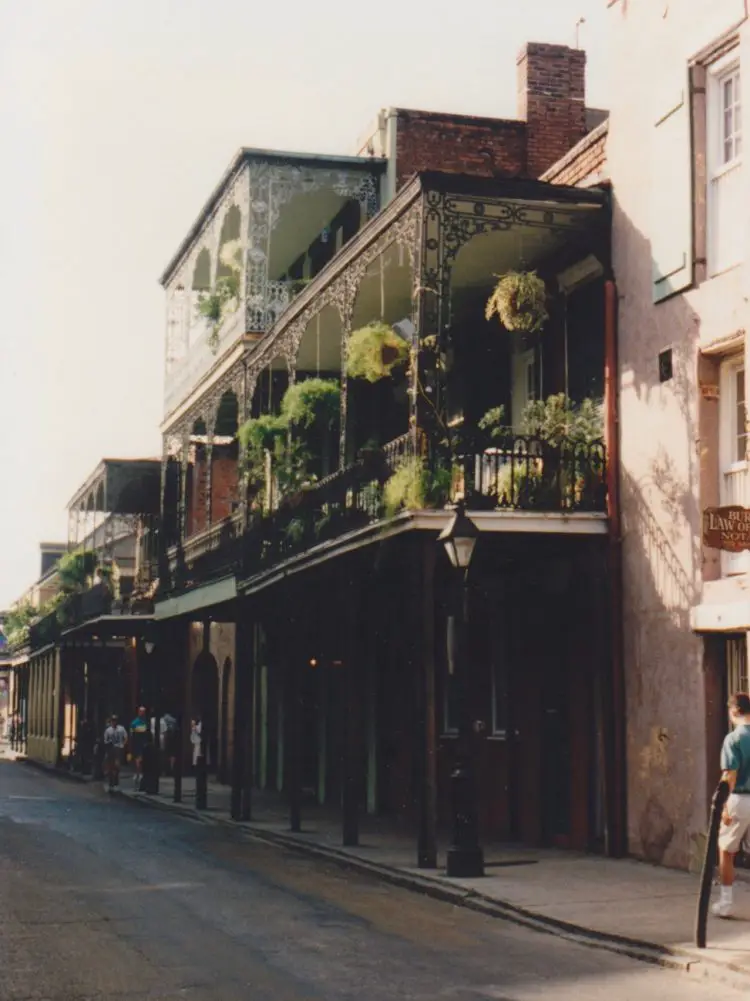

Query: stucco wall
607;0;750;867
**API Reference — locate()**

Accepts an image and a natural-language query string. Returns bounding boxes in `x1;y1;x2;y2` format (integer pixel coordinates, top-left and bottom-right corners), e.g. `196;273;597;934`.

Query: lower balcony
159;430;607;598
28;584;154;651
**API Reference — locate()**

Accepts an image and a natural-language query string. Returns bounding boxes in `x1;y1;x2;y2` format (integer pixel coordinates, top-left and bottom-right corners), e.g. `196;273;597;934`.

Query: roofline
394;107;526;130
415;169;609;206
159;147;388;287
66;458;161;512
540;119;609;184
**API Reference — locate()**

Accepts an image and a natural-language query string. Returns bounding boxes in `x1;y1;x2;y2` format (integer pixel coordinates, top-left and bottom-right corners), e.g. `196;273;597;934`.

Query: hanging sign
703;506;750;552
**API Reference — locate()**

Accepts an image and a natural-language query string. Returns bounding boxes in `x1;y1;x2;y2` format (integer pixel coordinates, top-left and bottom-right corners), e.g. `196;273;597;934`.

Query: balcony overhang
160;147;387;288
238;508;607;599
67;459;161;515
60;613;155;642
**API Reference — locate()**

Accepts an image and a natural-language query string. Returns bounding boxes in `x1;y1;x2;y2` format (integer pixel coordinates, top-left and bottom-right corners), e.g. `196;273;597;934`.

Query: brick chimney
517;42;587;178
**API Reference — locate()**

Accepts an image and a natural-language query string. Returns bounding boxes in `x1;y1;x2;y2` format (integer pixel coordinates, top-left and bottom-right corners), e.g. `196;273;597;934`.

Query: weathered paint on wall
608;0;750;867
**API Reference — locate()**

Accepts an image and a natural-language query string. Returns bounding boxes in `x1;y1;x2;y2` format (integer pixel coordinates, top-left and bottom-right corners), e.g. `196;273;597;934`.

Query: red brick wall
211;453;238;522
540;121;608;187
395;110;527;188
517;43;587;179
190;452;208;535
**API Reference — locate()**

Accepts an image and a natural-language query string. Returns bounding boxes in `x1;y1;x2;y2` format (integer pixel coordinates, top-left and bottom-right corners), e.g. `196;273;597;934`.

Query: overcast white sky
0;0;610;607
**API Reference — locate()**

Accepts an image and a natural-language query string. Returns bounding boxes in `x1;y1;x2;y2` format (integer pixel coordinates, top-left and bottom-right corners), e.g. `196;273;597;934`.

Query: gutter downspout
604;277;627;857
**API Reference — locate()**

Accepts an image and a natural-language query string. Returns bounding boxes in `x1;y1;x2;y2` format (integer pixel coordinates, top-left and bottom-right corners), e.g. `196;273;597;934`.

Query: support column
342;570;366;848
231;602;250;821
56;649;66;766
205;430;214;528
179;439;190;543
284;604;303;833
416;539;439;869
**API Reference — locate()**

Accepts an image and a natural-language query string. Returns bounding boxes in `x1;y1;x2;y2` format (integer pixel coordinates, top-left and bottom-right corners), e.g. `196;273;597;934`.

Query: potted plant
346;322;410;383
485;271;548;335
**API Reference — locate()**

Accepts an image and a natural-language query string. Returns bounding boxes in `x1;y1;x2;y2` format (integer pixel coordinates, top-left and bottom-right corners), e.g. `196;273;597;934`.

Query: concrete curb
114;786;748;986
22;761;750;989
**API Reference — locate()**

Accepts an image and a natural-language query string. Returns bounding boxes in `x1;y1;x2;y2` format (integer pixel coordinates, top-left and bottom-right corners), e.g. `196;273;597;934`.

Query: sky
0;0;611;607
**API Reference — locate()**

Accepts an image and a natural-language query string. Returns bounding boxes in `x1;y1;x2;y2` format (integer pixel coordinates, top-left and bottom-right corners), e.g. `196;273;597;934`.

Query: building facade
607;0;750;868
6;459;160;767
147;42;625;861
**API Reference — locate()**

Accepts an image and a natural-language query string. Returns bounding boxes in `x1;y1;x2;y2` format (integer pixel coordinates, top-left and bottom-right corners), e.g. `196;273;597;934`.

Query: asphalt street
0;760;741;1001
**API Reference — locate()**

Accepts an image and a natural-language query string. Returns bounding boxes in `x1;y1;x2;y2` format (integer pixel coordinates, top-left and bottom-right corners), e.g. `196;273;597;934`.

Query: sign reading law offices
703;506;750;552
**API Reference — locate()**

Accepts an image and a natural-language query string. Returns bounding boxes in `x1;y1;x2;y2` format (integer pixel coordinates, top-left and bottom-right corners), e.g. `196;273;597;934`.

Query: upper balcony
156;170;612;600
21;460;162;652
161;149;386;423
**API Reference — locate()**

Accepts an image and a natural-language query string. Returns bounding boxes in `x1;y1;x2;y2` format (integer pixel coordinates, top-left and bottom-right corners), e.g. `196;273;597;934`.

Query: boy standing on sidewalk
103;715;128;792
713;692;750;918
129;706;150;792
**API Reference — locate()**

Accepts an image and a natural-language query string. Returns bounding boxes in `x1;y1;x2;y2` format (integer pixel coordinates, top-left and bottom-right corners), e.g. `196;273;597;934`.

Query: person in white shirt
103;715;128;792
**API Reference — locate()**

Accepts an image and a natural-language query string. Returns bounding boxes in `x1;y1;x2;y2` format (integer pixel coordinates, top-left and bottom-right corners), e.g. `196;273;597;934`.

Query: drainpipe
604;277;627;857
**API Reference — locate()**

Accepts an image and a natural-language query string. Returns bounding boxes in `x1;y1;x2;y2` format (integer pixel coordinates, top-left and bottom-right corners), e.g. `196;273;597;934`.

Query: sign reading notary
703;506;750;552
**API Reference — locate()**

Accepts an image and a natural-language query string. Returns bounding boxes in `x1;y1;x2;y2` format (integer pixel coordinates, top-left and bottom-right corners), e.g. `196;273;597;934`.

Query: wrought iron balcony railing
159;433;607;595
27;584;154;651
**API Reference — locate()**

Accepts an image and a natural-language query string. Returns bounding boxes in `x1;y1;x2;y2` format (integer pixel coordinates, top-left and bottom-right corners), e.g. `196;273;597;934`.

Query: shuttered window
708;53;743;275
651;86;694;303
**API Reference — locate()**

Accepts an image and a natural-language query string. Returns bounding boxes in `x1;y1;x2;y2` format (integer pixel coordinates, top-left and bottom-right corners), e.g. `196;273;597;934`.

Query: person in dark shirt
129;706;151;792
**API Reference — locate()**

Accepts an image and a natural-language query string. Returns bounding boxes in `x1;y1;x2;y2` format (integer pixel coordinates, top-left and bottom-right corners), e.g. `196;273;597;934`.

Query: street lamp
438;501;484;878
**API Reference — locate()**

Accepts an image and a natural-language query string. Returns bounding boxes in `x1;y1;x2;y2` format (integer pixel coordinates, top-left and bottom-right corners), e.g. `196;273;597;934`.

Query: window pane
725;76;734;112
737;369;747;462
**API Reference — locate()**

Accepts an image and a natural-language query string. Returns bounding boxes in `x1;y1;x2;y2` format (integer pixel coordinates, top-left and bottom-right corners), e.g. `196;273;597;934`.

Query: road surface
0;760;739;1000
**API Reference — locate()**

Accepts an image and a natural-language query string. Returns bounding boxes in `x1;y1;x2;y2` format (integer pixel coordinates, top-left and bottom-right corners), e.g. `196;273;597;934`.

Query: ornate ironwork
245;161;379;332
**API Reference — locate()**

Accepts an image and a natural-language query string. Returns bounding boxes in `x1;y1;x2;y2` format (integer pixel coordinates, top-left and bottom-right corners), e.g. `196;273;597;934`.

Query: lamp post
438;501;484;878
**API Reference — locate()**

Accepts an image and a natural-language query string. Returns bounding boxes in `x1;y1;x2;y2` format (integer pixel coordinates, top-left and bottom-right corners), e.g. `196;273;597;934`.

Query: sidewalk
99;772;750;984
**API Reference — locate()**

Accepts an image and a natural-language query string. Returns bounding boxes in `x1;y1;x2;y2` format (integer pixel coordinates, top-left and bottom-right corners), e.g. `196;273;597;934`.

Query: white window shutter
651;87;693;303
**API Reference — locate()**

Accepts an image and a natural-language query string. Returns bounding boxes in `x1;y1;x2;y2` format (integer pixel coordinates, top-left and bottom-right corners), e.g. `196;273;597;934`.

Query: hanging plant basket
346;322;410;383
485;271;548;334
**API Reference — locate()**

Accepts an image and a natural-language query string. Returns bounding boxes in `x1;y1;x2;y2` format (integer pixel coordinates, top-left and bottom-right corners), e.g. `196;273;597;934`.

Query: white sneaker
712;899;734;919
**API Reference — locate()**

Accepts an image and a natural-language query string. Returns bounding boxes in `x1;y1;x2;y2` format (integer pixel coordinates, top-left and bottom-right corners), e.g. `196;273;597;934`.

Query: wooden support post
195;741;208;810
342;571;365;848
417;539;438;869
285;611;303;834
231;604;249;821
239;609;255;821
173;721;183;803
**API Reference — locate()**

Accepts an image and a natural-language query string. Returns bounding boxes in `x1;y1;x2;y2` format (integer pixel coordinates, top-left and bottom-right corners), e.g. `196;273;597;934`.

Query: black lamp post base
446;845;484;878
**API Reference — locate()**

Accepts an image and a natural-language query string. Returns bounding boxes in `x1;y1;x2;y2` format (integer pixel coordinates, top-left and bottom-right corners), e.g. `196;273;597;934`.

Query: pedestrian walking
190;717;203;769
162;712;178;774
102;715;128;792
713;692;750;918
129;706;151;792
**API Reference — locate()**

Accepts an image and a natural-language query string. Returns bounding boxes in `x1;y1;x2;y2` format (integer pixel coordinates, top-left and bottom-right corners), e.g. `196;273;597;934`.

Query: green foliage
57;549;97;594
477;406;507;441
518;394;603;448
485;271;548;334
384;457;453;518
284;518;307;545
4;602;36;650
347;322;410;383
280;378;340;432
238;413;287;454
197;247;242;353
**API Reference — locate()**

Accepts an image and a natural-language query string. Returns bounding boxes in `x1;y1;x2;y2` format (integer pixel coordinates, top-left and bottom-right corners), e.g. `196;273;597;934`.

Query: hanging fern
280;378;341;431
485;271;548;334
346;322;410;383
238;413;287;454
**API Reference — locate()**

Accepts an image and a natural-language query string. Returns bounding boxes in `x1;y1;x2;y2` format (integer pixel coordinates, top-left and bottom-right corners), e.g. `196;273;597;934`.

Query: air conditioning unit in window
557;255;604;295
